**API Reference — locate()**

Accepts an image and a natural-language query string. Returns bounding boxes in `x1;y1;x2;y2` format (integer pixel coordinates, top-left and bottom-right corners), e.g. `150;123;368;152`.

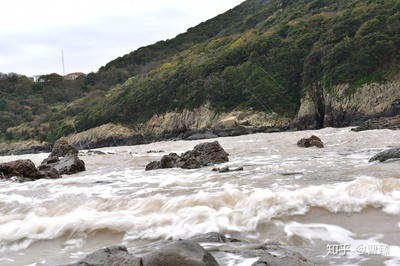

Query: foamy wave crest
0;175;399;251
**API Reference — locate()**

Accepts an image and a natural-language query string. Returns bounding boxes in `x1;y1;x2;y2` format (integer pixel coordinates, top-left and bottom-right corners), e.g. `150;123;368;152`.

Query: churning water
0;127;399;265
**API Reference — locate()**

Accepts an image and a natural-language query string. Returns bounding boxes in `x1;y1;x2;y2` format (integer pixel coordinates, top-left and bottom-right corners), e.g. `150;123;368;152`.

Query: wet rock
40;140;86;175
145;141;229;171
52;155;86;175
66;245;141;266
212;166;244;173
65;233;315;266
66;241;218;266
369;148;400;162
251;251;314;266
145;160;162;171
37;164;61;179
297;135;324;148
184;141;229;166
0;159;42;181
142;240;219;266
50;139;79;157
146;150;164;153
189;232;231;243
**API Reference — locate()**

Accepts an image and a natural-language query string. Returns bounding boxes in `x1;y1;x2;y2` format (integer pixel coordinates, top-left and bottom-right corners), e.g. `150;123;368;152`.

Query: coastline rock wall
63;104;292;150
297;78;400;129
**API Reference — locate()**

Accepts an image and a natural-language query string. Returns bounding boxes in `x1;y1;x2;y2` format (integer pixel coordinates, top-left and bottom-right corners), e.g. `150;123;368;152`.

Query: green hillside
1;0;399;142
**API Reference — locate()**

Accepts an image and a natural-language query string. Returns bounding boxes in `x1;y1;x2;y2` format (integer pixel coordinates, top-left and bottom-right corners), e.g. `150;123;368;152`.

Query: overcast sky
0;0;245;77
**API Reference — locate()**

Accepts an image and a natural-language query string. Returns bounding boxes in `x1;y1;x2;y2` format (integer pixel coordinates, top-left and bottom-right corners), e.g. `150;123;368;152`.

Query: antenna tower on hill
61;50;65;76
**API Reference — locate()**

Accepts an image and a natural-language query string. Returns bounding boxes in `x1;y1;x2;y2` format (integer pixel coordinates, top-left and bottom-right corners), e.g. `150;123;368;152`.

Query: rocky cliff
63;103;292;150
297;78;400;129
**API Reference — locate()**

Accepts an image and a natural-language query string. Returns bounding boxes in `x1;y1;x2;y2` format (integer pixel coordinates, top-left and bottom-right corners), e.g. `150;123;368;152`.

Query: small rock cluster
145;141;229;171
0;140;85;182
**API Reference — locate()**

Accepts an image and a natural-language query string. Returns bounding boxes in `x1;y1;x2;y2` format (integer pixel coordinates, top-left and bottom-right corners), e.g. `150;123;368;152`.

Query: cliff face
297;78;400;129
63;104;292;149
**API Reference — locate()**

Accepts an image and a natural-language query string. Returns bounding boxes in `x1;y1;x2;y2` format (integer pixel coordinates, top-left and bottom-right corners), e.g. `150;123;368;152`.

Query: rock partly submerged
145;141;229;171
0;140;85;182
297;135;324;148
63;232;314;266
369;148;400;162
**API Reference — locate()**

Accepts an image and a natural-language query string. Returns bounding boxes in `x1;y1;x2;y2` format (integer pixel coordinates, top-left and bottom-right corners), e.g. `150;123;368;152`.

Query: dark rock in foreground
65;240;218;266
251;251;313;266
142;240;219;266
297;135;324;148
63;232;314;266
369;148;400;162
145;141;229;171
66;245;141;266
352;115;400;132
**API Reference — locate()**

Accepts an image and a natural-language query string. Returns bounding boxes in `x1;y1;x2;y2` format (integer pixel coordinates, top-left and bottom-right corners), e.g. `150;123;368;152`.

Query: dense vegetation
1;0;399;142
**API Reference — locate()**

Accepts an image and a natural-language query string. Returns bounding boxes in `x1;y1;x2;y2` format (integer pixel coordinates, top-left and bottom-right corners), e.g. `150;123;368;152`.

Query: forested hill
1;0;400;143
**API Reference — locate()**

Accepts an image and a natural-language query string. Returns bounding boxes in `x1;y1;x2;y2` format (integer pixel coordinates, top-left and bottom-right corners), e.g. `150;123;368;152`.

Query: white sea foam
1;128;400;265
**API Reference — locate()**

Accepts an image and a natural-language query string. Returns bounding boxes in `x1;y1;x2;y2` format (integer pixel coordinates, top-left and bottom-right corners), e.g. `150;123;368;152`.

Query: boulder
212;166;244;173
369;148;400;162
52;155;86;175
37;164;61;179
145;141;229;171
251;251;314;266
188;232;231;243
40;140;86;175
66;245;141;266
50;139;79;157
297;135;324;148
66;241;218;266
0;159;42;181
142;240;219;266
218;116;239;128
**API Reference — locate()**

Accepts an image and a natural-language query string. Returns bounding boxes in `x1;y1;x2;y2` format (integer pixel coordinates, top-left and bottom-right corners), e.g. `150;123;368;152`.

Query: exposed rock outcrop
145;141;229;171
297;79;400;129
297;135;324;148
0;140;84;182
40;140;85;175
59;105;290;151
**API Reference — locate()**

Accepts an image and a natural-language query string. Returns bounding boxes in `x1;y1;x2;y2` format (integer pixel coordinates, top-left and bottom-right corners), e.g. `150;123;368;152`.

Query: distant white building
30;75;41;82
64;72;85;80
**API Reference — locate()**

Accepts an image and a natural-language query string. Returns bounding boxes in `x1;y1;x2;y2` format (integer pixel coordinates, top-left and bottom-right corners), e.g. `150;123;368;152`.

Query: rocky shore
1;78;400;156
